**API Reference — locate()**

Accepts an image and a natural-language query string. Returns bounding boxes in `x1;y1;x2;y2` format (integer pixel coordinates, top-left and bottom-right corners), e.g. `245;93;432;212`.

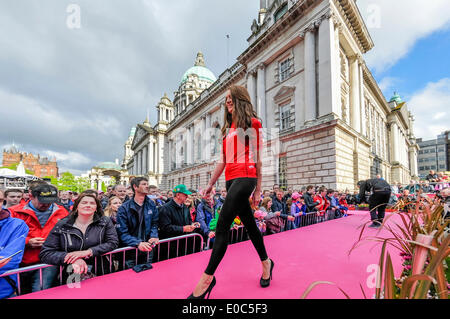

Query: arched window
211;124;221;156
274;3;288;22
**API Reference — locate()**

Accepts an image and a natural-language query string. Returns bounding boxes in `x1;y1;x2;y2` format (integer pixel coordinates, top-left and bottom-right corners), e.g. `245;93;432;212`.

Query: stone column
144;146;148;175
192;125;196;163
349;56;361;132
135;151;139;175
409;148;418;177
304;26;316;122
202;116;207;161
186;126;192;165
318;16;340;118
247;69;257;108
90;175;95;189
97;174;103;192
257;63;266;125
138;150;143;175
167;139;172;171
391;123;399;162
333;17;342;119
359;62;366;136
148;141;153;173
206;114;212;161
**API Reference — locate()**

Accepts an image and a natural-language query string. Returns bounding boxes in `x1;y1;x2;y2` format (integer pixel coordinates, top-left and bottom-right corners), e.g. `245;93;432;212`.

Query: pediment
131;126;151;149
274;86;295;103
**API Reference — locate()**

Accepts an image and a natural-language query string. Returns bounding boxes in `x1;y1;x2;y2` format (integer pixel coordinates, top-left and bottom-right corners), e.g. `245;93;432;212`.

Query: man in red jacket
10;184;68;293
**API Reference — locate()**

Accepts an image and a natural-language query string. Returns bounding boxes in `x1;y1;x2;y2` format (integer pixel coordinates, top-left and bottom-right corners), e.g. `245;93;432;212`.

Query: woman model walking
188;85;274;299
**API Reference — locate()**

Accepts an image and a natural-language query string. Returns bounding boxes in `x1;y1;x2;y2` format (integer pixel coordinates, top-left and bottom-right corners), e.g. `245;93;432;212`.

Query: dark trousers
205;178;268;275
369;191;391;223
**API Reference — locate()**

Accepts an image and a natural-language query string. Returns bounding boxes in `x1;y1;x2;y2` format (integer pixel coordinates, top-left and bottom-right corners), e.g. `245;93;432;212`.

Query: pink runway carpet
17;211;403;299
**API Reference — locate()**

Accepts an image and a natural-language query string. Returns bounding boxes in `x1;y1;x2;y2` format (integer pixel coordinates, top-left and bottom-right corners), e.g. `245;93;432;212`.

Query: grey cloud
0;0;257;173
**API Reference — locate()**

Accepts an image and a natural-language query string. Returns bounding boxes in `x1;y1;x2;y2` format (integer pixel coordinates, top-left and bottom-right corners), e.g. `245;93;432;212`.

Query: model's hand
203;185;213;198
252;190;261;206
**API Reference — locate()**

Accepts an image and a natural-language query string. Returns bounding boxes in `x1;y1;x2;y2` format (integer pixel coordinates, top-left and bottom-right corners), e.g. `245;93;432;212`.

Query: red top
313;194;329;214
222;118;262;181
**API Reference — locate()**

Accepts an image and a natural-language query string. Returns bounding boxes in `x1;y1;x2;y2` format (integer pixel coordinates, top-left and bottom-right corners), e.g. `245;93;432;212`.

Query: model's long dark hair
221;85;259;138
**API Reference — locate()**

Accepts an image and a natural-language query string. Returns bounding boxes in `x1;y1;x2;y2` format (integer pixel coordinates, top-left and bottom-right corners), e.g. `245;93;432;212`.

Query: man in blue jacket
0;205;29;299
116;177;159;268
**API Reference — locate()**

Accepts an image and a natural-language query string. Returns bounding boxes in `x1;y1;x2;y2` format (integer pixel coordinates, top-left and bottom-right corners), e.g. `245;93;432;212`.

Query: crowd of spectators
1;173;449;299
387;170;450;206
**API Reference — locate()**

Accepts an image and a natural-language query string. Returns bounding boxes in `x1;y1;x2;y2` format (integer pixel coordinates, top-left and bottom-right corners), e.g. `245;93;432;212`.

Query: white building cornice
333;0;374;53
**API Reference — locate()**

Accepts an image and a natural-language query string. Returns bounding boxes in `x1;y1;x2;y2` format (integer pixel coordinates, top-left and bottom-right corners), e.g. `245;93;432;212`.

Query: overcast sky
1;0;449;175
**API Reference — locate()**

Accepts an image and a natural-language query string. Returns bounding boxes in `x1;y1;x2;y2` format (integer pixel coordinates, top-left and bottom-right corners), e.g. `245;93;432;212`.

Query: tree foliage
51;172;90;193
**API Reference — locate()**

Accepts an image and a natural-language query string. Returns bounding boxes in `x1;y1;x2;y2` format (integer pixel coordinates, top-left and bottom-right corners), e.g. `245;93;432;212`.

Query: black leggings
205;177;268;275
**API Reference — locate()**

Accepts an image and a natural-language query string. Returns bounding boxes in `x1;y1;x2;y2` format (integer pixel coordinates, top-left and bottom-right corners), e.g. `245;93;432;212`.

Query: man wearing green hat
158;185;203;259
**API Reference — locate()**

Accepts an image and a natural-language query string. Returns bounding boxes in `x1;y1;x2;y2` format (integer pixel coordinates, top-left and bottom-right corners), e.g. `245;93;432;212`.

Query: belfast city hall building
122;0;419;192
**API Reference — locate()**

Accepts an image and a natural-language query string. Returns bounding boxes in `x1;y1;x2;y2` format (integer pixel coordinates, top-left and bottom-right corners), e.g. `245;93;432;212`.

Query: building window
280;104;291;131
278;156;287;190
274;3;288;22
197;137;202;160
279;58;291;82
206;173;211;187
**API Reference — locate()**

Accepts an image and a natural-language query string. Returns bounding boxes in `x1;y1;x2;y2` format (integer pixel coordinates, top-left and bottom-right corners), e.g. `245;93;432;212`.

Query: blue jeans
286;220;297;230
29;266;59;292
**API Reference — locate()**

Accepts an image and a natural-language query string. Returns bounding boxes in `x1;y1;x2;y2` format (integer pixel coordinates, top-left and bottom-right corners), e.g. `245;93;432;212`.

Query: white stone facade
124;0;418;192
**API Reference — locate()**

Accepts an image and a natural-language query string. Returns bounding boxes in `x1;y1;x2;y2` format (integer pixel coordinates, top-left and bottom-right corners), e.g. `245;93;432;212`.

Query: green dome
98;162;122;170
389;92;403;104
181;65;217;84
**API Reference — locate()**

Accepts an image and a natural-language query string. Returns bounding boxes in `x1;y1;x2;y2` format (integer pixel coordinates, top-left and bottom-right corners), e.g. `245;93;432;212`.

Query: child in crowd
290;192;306;228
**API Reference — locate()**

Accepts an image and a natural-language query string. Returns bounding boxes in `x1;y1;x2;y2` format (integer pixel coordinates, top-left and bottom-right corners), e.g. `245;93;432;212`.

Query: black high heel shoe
260;259;274;288
187;276;216;299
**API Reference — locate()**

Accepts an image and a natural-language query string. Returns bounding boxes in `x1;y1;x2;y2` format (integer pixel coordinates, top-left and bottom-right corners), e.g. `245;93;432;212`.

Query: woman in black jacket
39;193;119;277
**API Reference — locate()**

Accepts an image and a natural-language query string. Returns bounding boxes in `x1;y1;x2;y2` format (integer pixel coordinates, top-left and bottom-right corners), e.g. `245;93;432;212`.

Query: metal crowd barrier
2;209;347;297
205;225;247;250
0;233;204;297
